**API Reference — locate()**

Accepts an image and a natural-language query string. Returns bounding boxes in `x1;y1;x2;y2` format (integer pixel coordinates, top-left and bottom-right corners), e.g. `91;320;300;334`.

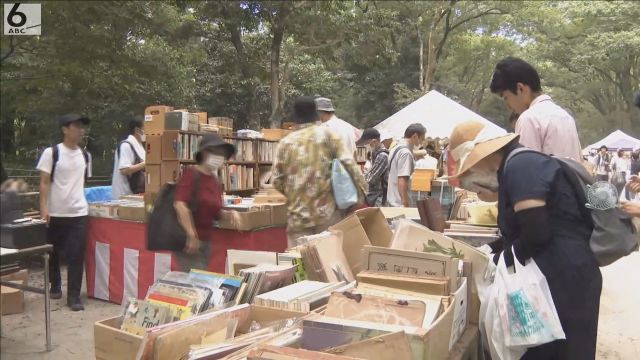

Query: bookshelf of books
166;132;278;194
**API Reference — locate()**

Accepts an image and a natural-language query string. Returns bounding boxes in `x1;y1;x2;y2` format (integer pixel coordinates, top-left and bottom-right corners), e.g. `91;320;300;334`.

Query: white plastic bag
478;260;526;360
331;159;358;209
495;251;566;348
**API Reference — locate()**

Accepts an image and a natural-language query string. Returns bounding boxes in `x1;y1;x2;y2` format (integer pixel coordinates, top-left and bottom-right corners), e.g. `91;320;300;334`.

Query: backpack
50;144;90;183
117;141;145;194
506;148;638;266
146;170;200;251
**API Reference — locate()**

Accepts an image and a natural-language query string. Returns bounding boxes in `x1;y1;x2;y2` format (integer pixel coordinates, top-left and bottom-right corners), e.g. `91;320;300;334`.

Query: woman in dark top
173;134;239;272
448;121;601;360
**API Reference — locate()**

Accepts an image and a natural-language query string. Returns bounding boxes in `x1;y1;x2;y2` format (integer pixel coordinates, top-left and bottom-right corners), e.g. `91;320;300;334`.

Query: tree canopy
1;0;638;176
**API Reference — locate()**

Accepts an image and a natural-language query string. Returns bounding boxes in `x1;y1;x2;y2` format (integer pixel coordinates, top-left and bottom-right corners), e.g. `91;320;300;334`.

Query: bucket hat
195;133;236;162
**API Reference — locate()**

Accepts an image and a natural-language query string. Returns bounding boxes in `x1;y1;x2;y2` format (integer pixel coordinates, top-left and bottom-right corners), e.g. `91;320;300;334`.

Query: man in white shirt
37;113;92;311
112;116;146;199
387;123;426;207
490;57;583;161
315;97;358;158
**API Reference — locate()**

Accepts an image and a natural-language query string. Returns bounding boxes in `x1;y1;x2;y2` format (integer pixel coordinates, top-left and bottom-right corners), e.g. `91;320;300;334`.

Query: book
147;293;193;322
227;250;278;276
121;298;172;336
299;232;354;283
356;270;449;296
238;264;297;304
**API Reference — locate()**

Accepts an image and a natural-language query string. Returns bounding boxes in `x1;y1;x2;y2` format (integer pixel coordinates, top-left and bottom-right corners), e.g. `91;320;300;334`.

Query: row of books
120;270;246;336
227;139;256;162
258;141;277;163
176;133;202;161
219;165;255;191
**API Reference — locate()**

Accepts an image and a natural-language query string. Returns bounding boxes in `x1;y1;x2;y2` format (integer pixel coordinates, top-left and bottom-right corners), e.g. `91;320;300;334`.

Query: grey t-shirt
386;145;415;207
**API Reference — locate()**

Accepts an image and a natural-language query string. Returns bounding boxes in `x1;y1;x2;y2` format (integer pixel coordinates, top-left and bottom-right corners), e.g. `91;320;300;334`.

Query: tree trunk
269;26;285;128
418;28;425;92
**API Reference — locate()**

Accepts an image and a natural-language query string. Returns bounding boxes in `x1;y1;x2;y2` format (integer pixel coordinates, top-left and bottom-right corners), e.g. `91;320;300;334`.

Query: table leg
44;252;52;351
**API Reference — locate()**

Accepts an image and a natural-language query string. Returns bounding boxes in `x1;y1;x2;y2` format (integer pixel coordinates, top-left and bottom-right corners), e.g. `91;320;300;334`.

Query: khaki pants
286;210;345;249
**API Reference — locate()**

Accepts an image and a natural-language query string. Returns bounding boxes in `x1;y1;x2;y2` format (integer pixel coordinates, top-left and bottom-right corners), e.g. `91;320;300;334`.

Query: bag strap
388;145;409;170
118;141;142;164
82;149;89;180
50;145;59;183
189;169;201;214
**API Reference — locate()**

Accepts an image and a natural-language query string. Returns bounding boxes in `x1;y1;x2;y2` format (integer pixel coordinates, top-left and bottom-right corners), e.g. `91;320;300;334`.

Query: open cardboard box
94;305;307;360
329;208;393;275
391;220;488;325
218;207;272;231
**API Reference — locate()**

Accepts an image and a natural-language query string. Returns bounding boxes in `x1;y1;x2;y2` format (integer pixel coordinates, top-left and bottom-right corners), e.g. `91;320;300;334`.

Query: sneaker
50;287;62;300
67;297;84;311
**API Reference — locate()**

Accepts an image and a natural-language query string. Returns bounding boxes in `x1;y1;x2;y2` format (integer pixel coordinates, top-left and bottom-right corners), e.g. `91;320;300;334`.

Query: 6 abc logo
3;3;41;36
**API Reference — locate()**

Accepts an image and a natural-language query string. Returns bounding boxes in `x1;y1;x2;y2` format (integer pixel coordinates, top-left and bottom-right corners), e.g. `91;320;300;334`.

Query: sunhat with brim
195;134;236;163
446;121;519;179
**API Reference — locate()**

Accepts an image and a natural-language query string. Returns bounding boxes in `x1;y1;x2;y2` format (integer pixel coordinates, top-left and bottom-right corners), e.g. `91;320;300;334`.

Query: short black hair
129;115;144;134
490;57;542;94
404;123;426;139
599;145;608;151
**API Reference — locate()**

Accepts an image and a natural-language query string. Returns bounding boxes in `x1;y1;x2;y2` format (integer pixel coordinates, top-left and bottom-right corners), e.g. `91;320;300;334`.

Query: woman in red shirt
173;134;238;272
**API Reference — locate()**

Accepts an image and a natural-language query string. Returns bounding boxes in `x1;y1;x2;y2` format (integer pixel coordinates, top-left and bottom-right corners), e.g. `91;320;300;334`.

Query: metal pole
43;252;52;351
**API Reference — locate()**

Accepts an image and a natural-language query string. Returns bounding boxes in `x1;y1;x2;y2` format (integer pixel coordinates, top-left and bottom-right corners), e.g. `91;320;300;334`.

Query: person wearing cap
490;57;583;161
273;96;366;247
386;123;427;207
36;113;92;311
315;97;358;158
173;134;240;272
111;116;146;199
592;145;611;182
448;121;601;359
358;128;389;207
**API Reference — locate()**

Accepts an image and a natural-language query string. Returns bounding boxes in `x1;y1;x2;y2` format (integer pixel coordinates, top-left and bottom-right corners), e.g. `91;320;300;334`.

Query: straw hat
448;121;518;177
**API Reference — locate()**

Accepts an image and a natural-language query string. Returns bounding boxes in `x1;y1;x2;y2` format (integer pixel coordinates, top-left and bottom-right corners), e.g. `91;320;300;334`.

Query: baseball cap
58;113;90;127
356;128;381;145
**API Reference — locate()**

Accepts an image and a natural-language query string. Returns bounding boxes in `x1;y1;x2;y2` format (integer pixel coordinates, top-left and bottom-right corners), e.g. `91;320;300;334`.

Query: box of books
94;316;143;360
217;207;272;231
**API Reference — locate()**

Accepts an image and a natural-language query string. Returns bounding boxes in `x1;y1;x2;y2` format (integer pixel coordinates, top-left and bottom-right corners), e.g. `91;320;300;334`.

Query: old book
147;293;193;321
324;291;428;328
299;232;355;283
356;270;449;296
121;298;172;336
362;246;461;292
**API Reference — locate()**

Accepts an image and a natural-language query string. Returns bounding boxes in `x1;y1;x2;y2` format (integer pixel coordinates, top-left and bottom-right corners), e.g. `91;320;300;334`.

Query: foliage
1;1;638;176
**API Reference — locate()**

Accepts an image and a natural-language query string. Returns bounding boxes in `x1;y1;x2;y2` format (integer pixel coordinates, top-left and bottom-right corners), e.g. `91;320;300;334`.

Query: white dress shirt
323;115;358;158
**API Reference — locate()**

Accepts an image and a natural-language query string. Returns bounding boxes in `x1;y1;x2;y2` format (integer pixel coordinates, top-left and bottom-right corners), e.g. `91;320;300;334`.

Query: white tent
374;90;505;139
586;130;640;151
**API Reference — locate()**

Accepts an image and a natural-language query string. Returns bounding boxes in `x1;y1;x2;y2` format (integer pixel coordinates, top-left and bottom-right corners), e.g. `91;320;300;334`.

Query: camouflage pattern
273;123;366;233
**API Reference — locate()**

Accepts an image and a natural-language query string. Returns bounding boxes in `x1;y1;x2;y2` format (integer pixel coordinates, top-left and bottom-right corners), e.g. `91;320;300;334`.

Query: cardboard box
391;220;488;326
329;208;393;275
120;195;144;201
89;202;119;219
94;317;143;360
253;192;287;204
117;204;146;222
356;271;449;296
161;160;182;185
161;130;180;160
1;269;28;315
196;112;207;124
164;111;199;132
146;165;162;193
217;207;272;231
145;134;162;165
144;105;174;135
256;203;287;226
361;246;461;293
261;128;292;141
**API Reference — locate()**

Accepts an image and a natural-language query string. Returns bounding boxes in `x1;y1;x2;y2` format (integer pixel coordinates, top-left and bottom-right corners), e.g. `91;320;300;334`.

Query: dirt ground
1;253;639;360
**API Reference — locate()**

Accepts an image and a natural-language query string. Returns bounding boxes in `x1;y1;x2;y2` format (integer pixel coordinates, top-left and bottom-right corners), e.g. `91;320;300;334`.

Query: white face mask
205;154;225;172
137;129;146;142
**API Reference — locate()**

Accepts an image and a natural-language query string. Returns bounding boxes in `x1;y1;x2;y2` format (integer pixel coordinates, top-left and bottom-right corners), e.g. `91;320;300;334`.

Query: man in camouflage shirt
273;97;366;247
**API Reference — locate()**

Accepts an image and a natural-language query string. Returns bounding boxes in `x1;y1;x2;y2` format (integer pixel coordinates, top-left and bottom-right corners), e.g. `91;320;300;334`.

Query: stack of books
297;232;355;283
253;280;354;312
238;264;298;304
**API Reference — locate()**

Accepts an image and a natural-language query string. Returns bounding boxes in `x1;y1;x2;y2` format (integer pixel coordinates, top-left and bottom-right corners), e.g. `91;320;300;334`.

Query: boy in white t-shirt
36;113;92;311
111;116;146;199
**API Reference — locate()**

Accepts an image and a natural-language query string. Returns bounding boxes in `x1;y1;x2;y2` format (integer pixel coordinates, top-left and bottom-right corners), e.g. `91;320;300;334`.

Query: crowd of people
1;54;635;360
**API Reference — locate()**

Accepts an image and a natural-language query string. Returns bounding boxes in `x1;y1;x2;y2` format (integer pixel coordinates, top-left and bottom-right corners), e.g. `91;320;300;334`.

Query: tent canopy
374;90;505;139
586;130;640;151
